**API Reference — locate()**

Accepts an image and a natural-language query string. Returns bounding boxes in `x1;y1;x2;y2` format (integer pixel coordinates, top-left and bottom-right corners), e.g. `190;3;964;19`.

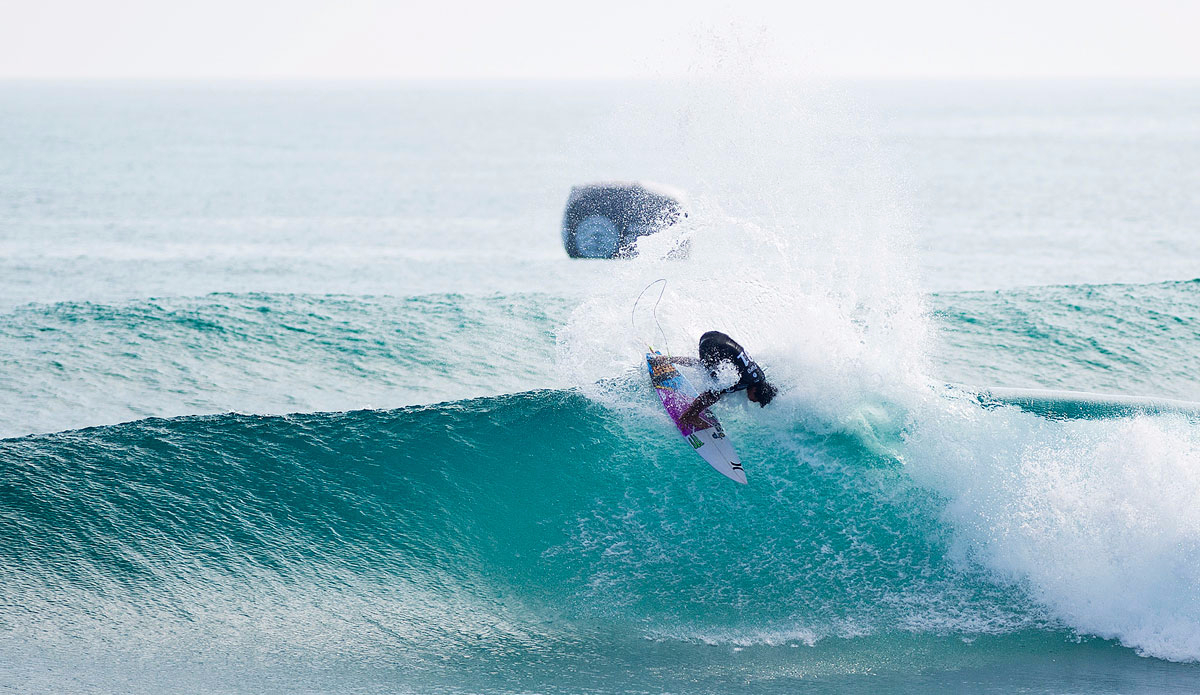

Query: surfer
668;331;777;427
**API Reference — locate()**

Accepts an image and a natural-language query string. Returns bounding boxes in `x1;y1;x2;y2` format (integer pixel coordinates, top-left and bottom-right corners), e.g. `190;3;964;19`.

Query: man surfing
666;331;777;428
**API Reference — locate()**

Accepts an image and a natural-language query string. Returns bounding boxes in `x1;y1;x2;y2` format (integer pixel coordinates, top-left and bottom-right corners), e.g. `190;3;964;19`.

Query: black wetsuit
698;331;765;394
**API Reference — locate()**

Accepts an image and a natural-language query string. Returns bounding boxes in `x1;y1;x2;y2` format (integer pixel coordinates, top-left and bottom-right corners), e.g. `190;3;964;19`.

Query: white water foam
902;402;1200;662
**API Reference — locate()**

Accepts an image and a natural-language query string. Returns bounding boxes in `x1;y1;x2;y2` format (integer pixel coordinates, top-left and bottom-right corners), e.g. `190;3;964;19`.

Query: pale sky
1;0;1198;79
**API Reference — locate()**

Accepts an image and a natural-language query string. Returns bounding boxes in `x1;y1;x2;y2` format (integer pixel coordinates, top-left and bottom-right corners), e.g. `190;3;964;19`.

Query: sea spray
556;72;929;437
555;71;1200;664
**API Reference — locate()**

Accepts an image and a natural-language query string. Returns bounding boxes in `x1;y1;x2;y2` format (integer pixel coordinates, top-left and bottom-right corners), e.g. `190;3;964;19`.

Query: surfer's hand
680;409;709;429
681;391;720;429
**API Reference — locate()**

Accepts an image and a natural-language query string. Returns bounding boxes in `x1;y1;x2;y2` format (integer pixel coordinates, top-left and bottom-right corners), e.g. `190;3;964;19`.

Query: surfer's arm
680;389;722;426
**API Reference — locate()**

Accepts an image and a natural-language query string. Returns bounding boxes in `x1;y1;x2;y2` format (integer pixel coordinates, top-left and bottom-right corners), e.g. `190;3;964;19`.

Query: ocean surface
3;79;1200;693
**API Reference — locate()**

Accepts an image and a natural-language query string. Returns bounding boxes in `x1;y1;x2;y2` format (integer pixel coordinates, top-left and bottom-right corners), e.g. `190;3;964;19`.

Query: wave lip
978;387;1200;420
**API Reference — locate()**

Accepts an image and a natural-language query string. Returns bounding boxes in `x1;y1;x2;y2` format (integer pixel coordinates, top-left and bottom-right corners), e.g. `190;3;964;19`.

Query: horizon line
2;74;1199;83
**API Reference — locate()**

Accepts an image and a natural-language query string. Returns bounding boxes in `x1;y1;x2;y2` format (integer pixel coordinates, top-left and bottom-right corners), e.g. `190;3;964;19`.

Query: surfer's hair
755;381;777;407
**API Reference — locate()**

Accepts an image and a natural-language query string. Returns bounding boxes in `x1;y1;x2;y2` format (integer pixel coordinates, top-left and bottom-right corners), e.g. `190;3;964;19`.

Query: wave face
0;391;1011;693
5;380;1200;691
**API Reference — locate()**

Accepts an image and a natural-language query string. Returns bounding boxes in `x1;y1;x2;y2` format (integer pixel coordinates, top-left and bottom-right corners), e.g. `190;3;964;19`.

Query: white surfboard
646;353;746;484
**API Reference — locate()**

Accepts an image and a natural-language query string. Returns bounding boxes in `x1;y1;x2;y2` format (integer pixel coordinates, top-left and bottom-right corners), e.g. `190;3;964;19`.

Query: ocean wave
0;292;573;437
0;388;1050;662
929;278;1200;399
4;280;1200;666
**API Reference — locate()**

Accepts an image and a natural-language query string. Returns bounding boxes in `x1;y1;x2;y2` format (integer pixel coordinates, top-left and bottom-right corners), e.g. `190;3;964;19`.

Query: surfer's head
747;381;777;407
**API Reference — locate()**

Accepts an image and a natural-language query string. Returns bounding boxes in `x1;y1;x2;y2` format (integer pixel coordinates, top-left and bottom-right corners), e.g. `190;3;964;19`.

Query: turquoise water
3;80;1200;693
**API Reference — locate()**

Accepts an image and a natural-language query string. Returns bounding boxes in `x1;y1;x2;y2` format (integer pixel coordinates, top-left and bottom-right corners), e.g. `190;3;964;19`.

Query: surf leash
631;278;670;356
